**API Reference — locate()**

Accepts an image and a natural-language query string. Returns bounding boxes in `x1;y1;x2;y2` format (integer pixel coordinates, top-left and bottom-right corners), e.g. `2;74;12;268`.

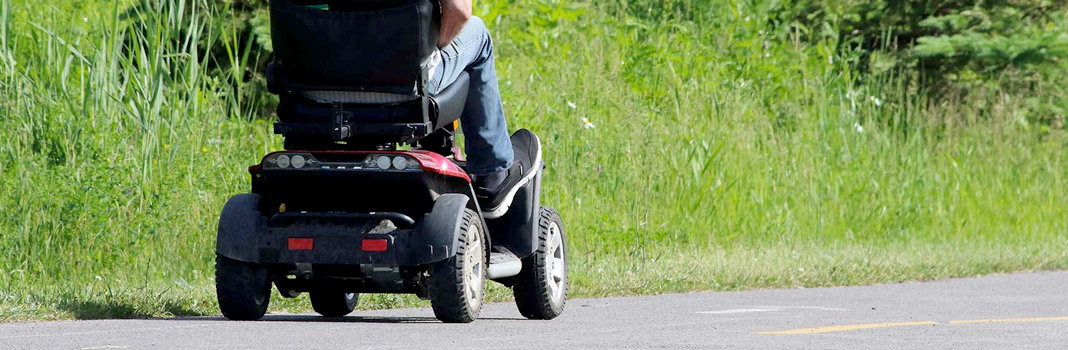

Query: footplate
487;249;521;279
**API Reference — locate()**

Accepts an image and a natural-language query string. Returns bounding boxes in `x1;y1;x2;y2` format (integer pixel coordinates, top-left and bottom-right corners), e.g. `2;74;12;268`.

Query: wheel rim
344;293;356;303
463;224;484;309
544;221;566;302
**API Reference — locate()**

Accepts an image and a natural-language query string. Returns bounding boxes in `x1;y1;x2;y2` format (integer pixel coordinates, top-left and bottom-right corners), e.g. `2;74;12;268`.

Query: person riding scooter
305;0;539;217
216;0;565;323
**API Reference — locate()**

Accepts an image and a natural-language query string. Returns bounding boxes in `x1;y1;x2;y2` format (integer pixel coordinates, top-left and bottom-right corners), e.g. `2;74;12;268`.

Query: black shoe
473;129;541;218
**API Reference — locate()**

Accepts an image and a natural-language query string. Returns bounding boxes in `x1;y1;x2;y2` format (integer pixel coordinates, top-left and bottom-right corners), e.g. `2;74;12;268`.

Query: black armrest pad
431;71;470;130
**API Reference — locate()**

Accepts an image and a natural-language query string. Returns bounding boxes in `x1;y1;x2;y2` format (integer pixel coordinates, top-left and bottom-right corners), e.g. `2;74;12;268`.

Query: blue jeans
427;16;513;176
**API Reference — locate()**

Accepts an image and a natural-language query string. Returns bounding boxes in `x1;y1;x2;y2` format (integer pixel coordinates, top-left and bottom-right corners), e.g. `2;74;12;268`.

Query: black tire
215;255;271;320
309;292;358;317
427;208;487;323
513;206;568;320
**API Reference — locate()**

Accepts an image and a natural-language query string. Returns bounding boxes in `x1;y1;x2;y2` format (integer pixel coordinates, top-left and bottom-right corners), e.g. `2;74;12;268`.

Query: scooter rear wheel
215;255;272;321
427;208;487;323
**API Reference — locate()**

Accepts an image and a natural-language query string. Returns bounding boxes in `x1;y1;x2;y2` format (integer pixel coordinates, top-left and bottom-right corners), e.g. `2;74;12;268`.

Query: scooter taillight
287;238;314;251
361;239;389;252
405;150;470;182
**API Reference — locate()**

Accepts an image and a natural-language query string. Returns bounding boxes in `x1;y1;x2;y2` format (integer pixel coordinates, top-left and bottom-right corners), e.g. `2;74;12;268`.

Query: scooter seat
283;70;469;132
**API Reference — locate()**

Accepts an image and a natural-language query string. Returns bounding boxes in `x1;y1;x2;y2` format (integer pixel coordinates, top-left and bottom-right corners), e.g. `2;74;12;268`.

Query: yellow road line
949;316;1068;324
760;316;1068;335
758;321;938;335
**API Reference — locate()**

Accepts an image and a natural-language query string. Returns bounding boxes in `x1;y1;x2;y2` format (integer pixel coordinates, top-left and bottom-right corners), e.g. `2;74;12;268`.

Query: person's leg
428;16;513;176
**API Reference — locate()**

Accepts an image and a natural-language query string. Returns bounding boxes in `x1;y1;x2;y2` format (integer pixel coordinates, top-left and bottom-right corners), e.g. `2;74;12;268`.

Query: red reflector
361;239;388;252
287;238;314;251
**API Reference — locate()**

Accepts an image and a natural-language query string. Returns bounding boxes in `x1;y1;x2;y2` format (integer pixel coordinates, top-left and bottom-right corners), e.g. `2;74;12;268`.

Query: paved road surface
2;271;1066;349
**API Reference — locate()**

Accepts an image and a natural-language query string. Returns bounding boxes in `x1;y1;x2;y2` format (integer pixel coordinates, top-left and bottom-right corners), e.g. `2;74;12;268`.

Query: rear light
392;156;409;170
260;151;468;182
287;238;314;251
264;153;317;169
275;155;291;168
406;151;470;182
363;154;418;170
290;154;306;168
361;239;388;252
376;156;391;169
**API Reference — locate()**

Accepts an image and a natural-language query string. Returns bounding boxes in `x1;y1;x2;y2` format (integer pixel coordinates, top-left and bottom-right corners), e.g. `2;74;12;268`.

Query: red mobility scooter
214;0;568;323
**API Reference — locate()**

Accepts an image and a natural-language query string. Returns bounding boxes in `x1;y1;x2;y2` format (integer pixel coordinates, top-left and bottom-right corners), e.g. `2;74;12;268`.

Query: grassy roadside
1;0;1065;321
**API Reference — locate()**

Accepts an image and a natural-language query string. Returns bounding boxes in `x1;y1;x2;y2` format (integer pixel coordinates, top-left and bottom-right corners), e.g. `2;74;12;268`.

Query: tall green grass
0;0;1065;320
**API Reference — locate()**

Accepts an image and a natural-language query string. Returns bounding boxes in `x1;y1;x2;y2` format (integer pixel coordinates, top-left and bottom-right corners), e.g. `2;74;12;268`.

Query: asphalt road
2;271;1067;349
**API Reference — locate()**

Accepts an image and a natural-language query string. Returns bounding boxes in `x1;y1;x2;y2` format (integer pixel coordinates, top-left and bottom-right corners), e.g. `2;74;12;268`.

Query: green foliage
913;3;1068;82
770;0;1068;128
773;0;1068;85
119;0;275;118
203;0;276;118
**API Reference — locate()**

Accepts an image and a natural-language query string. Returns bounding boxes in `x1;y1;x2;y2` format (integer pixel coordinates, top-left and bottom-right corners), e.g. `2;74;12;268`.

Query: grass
0;0;1065;321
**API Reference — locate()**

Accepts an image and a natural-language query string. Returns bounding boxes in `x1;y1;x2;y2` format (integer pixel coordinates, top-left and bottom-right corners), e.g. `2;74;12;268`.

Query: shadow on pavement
53;298;201;320
170;314;526;323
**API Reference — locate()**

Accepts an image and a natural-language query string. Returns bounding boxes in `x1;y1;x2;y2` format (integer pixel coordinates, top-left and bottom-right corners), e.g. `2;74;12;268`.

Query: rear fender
416;193;479;263
216;193;268;263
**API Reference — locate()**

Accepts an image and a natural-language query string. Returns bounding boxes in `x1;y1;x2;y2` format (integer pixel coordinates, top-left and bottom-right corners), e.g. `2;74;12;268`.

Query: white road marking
697;306;848;314
698;308;781;314
775;306;849;311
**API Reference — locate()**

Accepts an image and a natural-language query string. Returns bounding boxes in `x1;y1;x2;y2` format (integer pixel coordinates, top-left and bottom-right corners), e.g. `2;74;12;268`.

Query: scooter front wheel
310;292;358;317
513;206;568;320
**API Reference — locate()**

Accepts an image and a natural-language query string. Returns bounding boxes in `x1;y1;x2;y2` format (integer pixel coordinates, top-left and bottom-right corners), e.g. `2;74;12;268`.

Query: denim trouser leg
428;16;513;176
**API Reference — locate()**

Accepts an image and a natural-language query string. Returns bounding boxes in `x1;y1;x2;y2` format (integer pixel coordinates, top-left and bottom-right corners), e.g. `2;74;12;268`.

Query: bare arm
438;0;472;48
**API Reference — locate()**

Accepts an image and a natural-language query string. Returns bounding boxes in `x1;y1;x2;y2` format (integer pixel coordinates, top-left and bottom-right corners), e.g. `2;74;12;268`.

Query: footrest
487;250;521;279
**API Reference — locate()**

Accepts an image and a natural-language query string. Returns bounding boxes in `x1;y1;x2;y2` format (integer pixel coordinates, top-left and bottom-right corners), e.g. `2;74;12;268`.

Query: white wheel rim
545;222;566;302
463;224;484;309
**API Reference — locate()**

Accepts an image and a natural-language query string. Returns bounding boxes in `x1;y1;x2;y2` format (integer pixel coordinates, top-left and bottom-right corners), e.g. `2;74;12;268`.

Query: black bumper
255;216;453;267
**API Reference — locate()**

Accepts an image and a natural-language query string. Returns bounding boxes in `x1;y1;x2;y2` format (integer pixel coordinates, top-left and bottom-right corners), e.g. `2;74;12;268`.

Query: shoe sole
481;132;542;219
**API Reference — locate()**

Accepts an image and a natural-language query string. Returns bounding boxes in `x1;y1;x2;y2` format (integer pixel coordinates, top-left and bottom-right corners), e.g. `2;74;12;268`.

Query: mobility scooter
214;0;568;323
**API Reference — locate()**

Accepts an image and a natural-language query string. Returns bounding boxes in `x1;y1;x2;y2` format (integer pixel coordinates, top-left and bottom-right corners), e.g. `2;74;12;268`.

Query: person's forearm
438;0;472;47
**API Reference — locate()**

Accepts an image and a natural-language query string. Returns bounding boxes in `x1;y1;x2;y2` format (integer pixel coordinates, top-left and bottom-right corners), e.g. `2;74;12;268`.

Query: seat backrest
269;0;439;95
268;0;467;150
